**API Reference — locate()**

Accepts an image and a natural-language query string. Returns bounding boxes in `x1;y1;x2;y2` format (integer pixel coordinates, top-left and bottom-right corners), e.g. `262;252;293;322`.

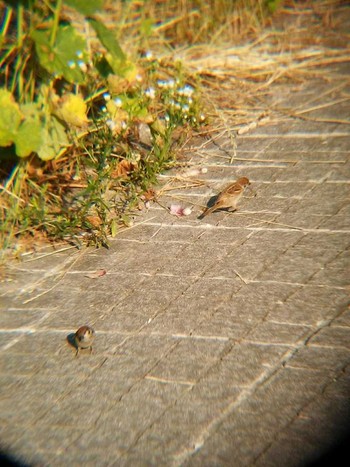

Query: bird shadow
66;333;78;352
206;194;218;209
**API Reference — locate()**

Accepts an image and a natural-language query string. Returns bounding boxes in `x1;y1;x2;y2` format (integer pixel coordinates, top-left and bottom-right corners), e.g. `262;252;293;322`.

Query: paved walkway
1;9;350;467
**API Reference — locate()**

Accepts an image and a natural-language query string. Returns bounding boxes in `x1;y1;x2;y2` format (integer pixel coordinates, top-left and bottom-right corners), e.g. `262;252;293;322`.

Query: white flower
157;79;167;88
114;97;123;107
103;92;111;101
78;61;87;72
145;87;156;99
178;84;194;96
106;119;116;131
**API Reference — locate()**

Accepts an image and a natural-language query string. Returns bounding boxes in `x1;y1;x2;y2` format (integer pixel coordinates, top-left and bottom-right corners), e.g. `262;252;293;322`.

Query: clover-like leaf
15;103;43;157
37;116;69;161
32;25;88;84
53;93;88;128
0;89;22;146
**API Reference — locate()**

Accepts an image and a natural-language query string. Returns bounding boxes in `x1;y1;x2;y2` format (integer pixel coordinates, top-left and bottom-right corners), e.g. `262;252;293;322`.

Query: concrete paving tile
156;243;228;276
335;305;350;327
95;307;156;333
0;331;26;351
273;162;337;182
287;197;345;218
148;225;206;243
112;334;177;359
195;227;249;245
62;271;146;299
245;321;310;345
309;266;350;287
148;338;228;382
1;352;45;376
0;374;26;399
0;394;51;426
308;325;350;349
318;206;350;230
205;255;265;281
100;354;159;381
236;135;273;152
257;390;350;466
114;224;164;241
0;424;30;453
0;309;49;329
204;342;290;387
148;311;214;335
328;161;350;181
27;286;118;316
185;276;242;301
244;196;296;213
86;379;189;453
10;426;80;467
286;345;350;371
7;331;71;355
257;255;327;283
180;402;287;464
274;211;326;229
257;181;311;199
193;312;253;339
297;231;350;250
0;437;43;467
267;286;349;325
44;447;119;467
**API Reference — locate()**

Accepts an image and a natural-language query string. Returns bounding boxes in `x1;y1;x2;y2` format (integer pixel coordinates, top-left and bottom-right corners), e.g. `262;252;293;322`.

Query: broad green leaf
64;0;103;15
87;18;126;62
37;117;68;161
0;89;22;146
106;55;138;80
53;93;88;127
31;25;88;84
15;103;43;157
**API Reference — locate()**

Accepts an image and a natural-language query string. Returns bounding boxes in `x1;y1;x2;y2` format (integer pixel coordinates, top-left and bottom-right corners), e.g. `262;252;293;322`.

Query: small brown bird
74;325;95;356
199;177;250;219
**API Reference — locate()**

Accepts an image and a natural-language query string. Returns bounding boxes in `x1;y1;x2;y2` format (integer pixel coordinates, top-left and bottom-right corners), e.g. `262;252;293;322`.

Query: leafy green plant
0;0;204;254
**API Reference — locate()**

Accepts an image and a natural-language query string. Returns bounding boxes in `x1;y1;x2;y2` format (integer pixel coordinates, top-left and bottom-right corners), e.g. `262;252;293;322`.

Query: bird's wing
221;182;242;198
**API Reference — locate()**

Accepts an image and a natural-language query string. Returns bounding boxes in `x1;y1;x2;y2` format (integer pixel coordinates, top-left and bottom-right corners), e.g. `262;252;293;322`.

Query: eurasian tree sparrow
74;326;95;356
199;177;250;219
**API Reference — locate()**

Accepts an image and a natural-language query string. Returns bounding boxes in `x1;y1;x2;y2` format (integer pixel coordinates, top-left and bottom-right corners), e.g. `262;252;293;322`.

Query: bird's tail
198;205;216;220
